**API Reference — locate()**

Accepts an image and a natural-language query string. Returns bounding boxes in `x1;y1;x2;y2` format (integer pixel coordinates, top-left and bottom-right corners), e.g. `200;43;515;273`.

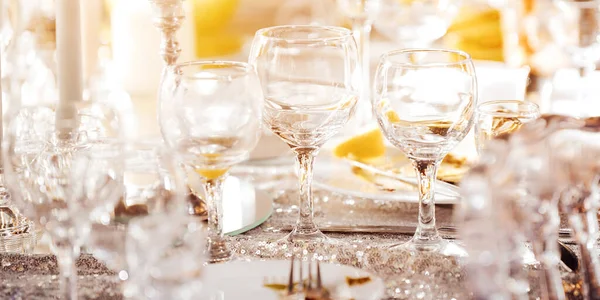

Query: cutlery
284;256;331;300
278;224;575;241
344;158;463;201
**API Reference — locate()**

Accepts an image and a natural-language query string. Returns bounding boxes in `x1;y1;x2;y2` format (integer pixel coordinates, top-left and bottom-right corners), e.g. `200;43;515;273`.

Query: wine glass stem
577;64;594;116
56;246;79;300
576;211;600;298
412;159;441;244
202;176;231;263
532;240;565;300
352;18;373;125
292;148;319;237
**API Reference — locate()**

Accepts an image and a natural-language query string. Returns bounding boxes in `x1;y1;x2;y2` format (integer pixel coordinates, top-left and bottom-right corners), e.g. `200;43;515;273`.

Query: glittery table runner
0;178;586;299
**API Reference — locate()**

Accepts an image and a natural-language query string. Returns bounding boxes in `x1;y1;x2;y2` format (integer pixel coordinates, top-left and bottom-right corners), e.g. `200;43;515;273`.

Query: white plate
313;156;461;205
200;260;385;300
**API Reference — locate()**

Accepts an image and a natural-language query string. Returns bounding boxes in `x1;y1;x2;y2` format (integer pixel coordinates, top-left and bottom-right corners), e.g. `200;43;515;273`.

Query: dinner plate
313;155;462;204
200;260;385;300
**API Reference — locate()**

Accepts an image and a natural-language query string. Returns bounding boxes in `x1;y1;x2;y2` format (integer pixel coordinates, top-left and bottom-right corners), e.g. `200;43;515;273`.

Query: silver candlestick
148;0;185;66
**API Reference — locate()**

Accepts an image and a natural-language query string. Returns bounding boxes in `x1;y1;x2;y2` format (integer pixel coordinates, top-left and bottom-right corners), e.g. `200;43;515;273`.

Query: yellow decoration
333;128;386;161
192;0;239;31
445;6;503;62
385;110;401;123
191;0;243;58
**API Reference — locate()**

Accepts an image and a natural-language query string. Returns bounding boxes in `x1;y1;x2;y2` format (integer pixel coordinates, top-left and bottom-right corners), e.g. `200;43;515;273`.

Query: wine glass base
207;241;233;264
245;230;354;262
389;237;468;258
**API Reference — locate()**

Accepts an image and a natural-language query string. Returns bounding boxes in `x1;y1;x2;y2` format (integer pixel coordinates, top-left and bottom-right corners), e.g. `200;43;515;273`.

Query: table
0;172;586;299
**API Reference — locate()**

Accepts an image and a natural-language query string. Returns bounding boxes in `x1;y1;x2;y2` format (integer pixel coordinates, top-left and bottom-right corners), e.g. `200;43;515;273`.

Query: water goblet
248;25;360;246
372;49;476;255
159;61;263;263
474;100;541;154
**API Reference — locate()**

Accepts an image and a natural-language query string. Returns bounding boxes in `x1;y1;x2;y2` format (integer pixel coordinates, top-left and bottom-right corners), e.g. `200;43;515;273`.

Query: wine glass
372;49;476;255
548;0;600;114
4;119;88;299
374;0;460;48
159;61;263;263
474;100;540;154
248;25;360;244
335;0;382;130
83;142;188;278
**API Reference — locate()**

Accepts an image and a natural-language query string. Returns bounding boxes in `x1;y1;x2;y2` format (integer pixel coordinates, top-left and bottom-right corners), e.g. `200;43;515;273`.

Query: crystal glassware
4;125;87;300
84;142;187;277
159;61;263;263
147;0;185;66
372;49;475;255
248;25;360;245
474;100;540;154
374;0;459;47
335;0;382;130
548;0;600;114
126;215;206;300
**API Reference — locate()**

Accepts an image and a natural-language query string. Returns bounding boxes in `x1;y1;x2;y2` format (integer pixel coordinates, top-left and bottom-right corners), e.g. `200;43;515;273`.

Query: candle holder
148;0;185;66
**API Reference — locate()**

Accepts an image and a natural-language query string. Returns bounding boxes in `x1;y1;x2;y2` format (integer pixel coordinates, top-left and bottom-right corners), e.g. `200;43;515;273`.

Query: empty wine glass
474;100;540;154
248;25;360;245
84;142;187;278
4;121;88;299
335;0;382;130
159;61;263;263
548;0;600;114
373;49;476;255
126;215;206;300
374;0;460;47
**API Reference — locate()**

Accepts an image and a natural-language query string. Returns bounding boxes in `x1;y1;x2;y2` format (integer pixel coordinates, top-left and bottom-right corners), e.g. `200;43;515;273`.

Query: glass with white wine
248;25;360;245
475;100;540;154
159;61;263;263
373;49;476;256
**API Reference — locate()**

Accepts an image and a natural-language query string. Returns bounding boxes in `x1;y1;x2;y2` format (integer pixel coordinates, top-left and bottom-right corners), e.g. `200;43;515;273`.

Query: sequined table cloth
0;177;586;299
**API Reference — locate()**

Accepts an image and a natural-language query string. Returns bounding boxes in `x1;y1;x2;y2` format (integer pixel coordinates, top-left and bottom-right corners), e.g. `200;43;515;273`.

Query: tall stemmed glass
248;25;360;244
373;49;476;255
374;0;459;48
335;0;381;129
159;61;263;263
4;116;88;299
549;0;600;114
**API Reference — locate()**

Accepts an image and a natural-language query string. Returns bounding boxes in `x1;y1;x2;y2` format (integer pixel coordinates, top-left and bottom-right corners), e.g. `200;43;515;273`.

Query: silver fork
285;256;331;300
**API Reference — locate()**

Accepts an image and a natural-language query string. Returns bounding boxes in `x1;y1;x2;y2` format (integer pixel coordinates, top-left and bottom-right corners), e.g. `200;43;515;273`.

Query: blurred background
2;0;598;137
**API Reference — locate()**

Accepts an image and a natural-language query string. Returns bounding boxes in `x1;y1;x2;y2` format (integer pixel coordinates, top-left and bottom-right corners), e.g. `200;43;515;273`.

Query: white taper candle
55;0;83;128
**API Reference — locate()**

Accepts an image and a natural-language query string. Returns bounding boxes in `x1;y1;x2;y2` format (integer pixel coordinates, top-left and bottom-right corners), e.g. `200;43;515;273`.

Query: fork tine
287;255;294;294
298;257;303;289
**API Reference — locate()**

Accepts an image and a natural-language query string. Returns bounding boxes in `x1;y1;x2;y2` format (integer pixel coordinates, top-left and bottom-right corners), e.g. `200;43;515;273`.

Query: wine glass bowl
374;49;476;161
159;60;263;263
249;25;360;245
474;100;541;154
250;26;360;149
373;49;476;254
160;61;263;172
374;0;459;47
84;143;187;276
